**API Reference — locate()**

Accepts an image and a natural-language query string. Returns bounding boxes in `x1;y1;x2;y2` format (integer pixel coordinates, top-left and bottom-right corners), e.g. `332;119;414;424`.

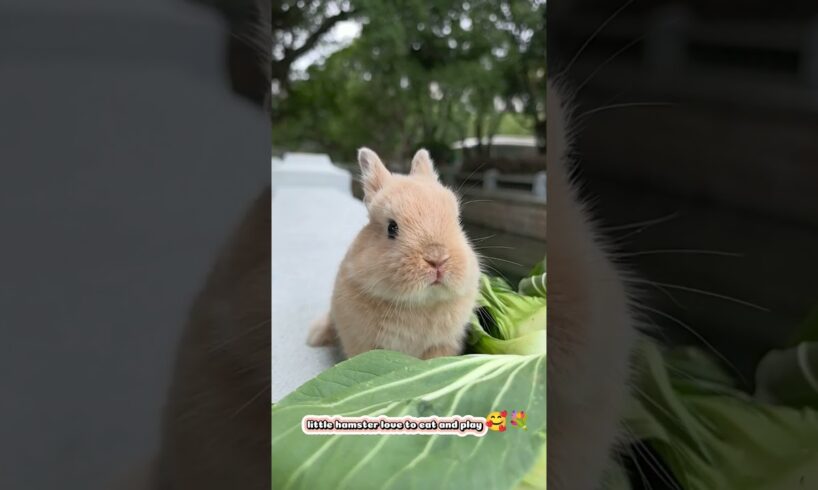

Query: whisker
455;161;492;195
627;278;769;312
557;0;636;79
639;316;675;345
577;102;676;120
457;182;485;195
230;385;270;418
477;254;524;267
633;303;749;386
644;282;687;310
636;445;682;490
629;384;688;432
599;212;680;233
209;318;271;352
616;249;743;258
461;199;495;206
624;441;653;490
663;362;715;385
575;35;645;94
479;263;512;283
622;424;682;490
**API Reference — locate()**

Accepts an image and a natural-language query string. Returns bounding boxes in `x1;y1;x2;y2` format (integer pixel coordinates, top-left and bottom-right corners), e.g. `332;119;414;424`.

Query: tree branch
281;9;356;65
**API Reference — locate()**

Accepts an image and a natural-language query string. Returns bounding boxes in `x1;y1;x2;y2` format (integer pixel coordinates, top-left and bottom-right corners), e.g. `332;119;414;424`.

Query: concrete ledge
271;152;353;194
270;154;368;401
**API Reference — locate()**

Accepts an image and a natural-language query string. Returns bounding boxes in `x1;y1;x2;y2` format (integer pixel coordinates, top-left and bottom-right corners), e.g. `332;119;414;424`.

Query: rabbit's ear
358;147;391;204
410;149;438;181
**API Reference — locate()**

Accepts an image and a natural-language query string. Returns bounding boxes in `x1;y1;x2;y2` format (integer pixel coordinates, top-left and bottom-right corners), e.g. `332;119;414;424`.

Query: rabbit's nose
424;246;450;269
424;256;449;269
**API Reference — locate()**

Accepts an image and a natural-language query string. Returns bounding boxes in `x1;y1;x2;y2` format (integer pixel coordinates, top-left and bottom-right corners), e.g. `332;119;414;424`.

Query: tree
273;1;357;96
272;0;546;163
499;0;546;153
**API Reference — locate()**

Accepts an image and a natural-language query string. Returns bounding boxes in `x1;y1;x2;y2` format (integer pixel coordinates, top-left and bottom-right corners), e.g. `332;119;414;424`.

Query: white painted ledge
270;153;368;402
271;152;353;194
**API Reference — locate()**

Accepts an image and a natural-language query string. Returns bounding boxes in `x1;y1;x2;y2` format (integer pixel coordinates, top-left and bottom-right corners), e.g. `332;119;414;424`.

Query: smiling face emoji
486;411;507;432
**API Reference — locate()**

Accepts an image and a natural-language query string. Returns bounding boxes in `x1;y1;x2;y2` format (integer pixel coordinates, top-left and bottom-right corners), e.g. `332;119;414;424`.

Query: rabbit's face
353;148;480;304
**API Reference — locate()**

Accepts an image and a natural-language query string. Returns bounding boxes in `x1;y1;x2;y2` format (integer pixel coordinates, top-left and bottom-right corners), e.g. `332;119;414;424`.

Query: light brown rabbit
307;147;481;359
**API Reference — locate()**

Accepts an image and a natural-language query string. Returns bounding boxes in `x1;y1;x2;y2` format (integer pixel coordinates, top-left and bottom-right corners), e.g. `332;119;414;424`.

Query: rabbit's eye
387;220;399;239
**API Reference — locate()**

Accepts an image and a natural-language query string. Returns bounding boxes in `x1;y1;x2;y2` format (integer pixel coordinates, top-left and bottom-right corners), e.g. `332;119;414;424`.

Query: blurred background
0;0;270;488
549;0;818;402
271;0;547;282
548;2;818;488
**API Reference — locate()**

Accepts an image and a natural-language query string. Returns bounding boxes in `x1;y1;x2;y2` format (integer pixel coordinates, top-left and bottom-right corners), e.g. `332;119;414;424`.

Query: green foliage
621;338;818;489
518;259;545;297
755;341;818;409
272;1;357;94
466;264;547;356
515;444;547;490
272;0;546;164
271;350;546;490
495;113;536;137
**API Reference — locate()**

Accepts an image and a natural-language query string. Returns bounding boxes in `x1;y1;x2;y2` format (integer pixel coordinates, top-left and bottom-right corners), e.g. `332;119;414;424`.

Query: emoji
510;410;528;430
486;410;507;432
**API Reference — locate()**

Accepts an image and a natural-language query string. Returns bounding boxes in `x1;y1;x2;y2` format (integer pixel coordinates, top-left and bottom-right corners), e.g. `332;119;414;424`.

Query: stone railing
442;169;547;202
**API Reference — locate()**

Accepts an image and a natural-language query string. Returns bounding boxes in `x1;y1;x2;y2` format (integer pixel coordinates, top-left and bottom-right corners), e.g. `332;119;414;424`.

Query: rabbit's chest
373;302;469;353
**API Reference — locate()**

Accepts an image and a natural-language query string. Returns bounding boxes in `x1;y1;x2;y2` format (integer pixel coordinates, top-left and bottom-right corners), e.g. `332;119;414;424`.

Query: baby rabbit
546;80;637;490
307;148;481;359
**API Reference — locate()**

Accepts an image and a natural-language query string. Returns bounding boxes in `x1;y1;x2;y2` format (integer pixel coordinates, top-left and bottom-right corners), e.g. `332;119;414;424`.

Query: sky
292;20;363;73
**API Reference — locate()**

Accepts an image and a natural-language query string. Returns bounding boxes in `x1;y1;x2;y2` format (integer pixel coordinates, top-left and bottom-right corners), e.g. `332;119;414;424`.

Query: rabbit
307;147;481;360
153;187;271;490
546;78;638;490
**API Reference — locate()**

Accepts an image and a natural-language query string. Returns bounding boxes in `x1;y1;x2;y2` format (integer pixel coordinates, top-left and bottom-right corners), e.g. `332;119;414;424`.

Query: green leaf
271;350;546;490
518;273;546;298
278;350;421;406
625;340;716;465
471;274;546;344
514;443;546;490
623;337;818;490
469;313;547;356
675;395;818;489
663;345;742;397
755;341;818;409
527;259;545;277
